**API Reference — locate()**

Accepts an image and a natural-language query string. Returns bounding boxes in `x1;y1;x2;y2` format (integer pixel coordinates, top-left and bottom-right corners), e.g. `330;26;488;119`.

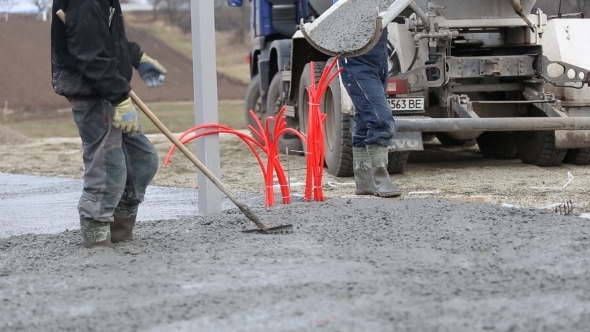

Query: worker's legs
339;28;397;148
70;98;159;246
111;126;159;242
339;28;401;197
70;98;126;247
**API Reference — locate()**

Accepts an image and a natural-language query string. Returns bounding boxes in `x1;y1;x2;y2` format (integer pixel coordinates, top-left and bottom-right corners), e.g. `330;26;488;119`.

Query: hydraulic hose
407;44;419;71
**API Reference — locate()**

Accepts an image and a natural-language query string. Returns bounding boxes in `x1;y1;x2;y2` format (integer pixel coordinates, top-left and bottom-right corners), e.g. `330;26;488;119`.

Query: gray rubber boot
353;147;376;195
111;202;138;243
80;217;112;248
367;145;402;198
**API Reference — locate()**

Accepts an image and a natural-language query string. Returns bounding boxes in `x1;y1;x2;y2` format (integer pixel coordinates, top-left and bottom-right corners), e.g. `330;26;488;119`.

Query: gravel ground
0;132;588;212
1;198;589;331
1;130;590;331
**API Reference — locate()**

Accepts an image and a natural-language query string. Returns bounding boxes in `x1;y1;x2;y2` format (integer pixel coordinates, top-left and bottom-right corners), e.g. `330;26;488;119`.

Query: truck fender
288;30;330;103
269;39;293;97
256;47;272;110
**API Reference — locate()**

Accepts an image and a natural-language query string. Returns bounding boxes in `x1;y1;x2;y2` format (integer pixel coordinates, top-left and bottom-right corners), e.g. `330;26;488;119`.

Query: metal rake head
242;224;294;234
555;200;574;216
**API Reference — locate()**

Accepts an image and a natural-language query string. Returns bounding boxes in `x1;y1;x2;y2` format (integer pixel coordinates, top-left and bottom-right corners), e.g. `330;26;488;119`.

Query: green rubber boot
111;202;138;243
353;147;376;195
367;145;402;198
80;217;112;248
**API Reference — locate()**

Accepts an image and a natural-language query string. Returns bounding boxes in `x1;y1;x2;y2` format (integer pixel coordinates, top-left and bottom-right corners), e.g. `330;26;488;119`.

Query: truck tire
298;61;353;177
386;43;410;174
564;148;590;165
267;73;303;153
435;133;476;147
387;151;409;174
476;132;518;159
244;75;266;143
514;131;567;166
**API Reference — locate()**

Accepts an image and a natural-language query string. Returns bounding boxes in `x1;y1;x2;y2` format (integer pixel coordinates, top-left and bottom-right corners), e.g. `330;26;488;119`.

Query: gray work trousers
339;28;396;148
69;98;159;222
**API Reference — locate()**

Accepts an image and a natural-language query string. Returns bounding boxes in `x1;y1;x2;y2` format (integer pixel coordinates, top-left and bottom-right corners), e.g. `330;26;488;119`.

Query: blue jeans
69;98;159;222
339;28;397;148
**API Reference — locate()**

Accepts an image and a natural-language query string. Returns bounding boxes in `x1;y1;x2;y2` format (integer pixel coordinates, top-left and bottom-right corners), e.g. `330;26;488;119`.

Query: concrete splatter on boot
111;202;138;243
353;147;376;195
367;145;402;198
80;217;111;248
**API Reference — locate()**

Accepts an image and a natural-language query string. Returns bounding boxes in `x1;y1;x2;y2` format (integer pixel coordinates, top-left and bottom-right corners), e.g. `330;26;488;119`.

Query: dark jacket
51;0;143;105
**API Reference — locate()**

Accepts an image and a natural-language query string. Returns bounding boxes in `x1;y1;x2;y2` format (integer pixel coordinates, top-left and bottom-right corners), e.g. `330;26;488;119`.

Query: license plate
388;97;425;111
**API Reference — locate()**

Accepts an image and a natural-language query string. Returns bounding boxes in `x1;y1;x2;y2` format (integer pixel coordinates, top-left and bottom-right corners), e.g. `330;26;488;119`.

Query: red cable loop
164;105;307;207
163;58;343;205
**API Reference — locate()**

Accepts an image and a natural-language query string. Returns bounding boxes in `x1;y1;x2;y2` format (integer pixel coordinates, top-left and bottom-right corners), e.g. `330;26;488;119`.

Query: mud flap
555;130;590;148
533;102;590;149
388;131;424;151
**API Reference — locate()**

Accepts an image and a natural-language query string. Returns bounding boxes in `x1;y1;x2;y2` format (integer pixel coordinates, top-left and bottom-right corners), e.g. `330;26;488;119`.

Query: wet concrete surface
1;194;590;331
0;173;264;238
304;0;393;55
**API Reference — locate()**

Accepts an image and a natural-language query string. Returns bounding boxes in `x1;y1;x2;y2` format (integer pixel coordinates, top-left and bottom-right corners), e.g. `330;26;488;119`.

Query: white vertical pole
190;0;222;214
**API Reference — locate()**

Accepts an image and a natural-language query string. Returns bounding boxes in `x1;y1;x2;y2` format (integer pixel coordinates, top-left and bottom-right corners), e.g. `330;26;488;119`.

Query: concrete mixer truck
228;0;590;177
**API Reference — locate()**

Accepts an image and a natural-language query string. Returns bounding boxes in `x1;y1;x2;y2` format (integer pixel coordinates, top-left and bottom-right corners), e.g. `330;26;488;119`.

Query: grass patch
1;100;246;138
144;23;193;59
139;100;246;135
3;116;80;138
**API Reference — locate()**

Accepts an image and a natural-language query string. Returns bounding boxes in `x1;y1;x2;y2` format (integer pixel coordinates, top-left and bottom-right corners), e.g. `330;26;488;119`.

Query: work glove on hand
113;98;139;136
138;54;167;88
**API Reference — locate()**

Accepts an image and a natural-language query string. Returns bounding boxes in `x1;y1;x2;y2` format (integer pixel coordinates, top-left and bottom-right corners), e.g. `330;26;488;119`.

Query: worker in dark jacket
51;0;167;248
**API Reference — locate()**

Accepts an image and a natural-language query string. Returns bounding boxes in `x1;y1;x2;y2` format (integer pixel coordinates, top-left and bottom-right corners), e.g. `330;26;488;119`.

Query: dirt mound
0;124;28;145
0;17;246;113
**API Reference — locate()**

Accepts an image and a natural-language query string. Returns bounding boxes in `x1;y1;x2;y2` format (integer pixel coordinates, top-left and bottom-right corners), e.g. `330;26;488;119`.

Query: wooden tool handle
56;9;66;22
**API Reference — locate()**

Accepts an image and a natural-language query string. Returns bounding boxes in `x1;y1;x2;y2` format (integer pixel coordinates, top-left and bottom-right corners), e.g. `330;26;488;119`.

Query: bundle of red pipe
164;107;305;207
303;59;343;202
164;59;341;207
